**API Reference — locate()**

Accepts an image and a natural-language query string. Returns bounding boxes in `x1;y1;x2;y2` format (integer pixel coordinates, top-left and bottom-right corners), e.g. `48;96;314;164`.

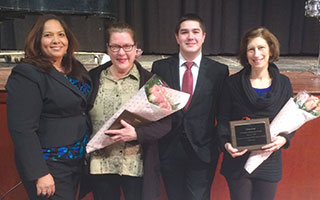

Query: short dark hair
175;13;206;34
22;14;80;76
238;27;280;67
106;22;136;45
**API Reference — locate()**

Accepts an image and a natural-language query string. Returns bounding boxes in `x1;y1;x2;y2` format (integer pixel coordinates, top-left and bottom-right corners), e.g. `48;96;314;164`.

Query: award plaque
230;118;271;151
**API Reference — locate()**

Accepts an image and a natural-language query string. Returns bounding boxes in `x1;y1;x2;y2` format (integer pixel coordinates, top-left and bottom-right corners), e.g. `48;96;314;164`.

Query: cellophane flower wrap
86;74;190;153
245;91;320;173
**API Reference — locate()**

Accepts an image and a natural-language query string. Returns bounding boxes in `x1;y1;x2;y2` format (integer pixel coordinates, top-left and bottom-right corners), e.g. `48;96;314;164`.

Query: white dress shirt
179;53;202;93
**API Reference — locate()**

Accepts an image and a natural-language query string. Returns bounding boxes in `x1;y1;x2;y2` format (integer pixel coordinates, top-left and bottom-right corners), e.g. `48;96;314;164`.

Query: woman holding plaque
86;22;171;200
217;27;295;200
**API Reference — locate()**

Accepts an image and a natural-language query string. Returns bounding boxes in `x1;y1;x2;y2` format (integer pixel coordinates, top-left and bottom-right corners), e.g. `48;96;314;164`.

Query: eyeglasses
107;44;136;52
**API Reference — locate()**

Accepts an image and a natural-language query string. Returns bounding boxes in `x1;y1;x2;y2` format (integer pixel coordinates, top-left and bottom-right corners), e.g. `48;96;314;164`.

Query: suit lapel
169;56;180;91
168;56;185;116
49;68;87;101
188;57;208;109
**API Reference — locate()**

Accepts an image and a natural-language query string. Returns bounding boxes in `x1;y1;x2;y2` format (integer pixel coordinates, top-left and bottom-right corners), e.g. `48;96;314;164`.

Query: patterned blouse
89;65;144;177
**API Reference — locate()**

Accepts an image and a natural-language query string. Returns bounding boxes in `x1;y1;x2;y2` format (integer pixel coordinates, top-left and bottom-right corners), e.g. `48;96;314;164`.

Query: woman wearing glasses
86;22;171;200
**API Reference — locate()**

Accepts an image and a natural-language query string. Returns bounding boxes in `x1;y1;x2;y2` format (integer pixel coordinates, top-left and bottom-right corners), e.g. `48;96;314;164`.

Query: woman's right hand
36;173;55;198
225;142;248;158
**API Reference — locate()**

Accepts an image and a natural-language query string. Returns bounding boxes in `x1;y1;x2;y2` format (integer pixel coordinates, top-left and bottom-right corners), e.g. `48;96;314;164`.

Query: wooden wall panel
277;116;320;200
0;99;28;199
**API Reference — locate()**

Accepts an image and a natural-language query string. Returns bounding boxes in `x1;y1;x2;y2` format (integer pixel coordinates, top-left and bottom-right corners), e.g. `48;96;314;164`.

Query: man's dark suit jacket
6;62;91;182
152;55;229;163
87;61;171;200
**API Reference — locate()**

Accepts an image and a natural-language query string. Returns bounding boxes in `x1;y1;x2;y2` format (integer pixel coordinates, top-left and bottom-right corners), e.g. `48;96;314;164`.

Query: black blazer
88;61;171;200
6;62;91;181
152;55;229;163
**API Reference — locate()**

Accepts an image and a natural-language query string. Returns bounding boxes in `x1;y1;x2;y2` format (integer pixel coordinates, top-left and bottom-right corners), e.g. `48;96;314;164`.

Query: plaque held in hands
230;118;271;151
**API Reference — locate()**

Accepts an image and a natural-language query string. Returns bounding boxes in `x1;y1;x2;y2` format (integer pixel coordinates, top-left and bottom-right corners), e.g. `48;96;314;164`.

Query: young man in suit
151;13;229;200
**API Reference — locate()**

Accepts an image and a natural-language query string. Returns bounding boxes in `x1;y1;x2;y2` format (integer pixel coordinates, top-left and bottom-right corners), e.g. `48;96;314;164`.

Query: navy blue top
254;86;271;98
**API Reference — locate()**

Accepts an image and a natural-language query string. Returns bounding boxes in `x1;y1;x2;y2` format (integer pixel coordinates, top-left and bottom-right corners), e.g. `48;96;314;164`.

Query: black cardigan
218;64;295;182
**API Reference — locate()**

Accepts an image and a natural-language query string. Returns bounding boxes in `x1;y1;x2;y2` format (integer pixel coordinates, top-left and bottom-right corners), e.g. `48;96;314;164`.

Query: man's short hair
175;13;206;34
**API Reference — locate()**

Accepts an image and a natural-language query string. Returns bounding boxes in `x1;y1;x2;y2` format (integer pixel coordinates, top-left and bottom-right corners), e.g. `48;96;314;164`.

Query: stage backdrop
0;0;319;55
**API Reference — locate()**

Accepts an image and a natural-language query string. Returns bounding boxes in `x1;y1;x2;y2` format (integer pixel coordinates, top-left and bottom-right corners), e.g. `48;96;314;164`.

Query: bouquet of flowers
145;77;180;111
86;75;190;153
244;91;320;173
295;91;320;116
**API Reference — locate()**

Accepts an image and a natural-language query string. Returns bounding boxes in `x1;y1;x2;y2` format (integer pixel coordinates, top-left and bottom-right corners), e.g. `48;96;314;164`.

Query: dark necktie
182;61;194;110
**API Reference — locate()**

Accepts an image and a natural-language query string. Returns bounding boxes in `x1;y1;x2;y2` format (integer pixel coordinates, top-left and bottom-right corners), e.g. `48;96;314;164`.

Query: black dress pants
160;136;218;200
90;174;143;200
23;159;83;200
226;177;278;200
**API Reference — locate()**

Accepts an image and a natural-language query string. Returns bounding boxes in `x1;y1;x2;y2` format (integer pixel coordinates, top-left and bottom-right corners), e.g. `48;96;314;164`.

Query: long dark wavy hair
22;14;85;78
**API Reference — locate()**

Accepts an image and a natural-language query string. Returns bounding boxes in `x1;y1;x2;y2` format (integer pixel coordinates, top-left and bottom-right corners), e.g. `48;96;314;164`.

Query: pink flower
304;96;319;111
148;92;165;103
158;99;172;111
148;84;172;110
150;85;166;95
295;91;311;107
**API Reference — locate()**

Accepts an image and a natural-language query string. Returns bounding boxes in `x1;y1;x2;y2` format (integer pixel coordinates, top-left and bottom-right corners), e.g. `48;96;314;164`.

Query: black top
218;63;295;182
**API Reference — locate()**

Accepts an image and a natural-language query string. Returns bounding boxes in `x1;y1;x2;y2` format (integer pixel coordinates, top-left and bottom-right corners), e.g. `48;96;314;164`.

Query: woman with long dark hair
6;14;91;199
